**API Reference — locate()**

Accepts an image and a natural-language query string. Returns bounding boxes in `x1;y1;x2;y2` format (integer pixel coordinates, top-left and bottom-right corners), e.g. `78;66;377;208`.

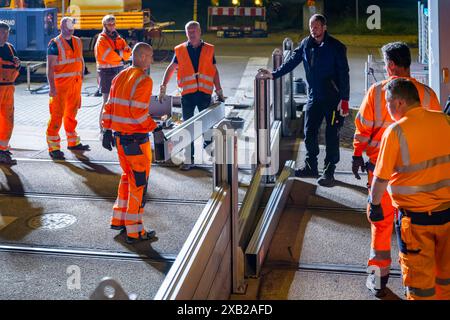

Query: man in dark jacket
260;14;350;186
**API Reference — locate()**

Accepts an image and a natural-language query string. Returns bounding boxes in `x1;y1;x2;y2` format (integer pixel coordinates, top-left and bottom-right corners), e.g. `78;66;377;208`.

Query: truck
0;0;160;58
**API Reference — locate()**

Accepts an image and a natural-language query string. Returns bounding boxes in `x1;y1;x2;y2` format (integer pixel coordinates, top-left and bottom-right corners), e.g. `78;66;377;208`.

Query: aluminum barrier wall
153;39;292;299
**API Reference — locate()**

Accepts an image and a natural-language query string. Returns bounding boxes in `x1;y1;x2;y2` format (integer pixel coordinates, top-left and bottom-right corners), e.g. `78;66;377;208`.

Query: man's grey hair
0;21;10;31
185;21;201;32
102;15;116;26
60;16;75;28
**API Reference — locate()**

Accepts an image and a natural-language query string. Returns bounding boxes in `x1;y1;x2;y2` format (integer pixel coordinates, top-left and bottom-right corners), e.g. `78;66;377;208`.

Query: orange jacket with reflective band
175;42;216;95
102;67;157;134
50;35;83;87
0;43;19;84
354;76;441;163
94;32;131;69
374;108;450;212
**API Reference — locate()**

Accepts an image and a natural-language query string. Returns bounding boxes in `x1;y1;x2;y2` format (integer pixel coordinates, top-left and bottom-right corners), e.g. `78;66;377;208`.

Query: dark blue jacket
272;32;350;103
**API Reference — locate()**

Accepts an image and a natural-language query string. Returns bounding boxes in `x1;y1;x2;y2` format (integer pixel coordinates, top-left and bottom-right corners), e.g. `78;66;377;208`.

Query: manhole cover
28;214;77;230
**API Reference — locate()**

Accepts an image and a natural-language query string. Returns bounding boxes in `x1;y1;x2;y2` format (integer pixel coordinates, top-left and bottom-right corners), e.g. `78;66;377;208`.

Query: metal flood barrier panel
154;102;225;162
245;160;296;277
154;185;232;300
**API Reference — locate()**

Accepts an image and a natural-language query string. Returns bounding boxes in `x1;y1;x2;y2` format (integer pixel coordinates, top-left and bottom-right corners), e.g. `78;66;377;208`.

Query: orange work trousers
367;171;396;279
397;210;450;300
46;80;82;152
111;133;151;239
0;86;15;151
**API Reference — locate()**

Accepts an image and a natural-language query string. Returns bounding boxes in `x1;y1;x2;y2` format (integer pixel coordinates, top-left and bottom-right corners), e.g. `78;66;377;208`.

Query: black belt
114;132;149;143
399;207;450;226
0;82;14;86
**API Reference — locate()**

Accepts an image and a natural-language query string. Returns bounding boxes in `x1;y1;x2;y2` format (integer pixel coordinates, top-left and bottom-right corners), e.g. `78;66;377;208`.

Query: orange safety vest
354;76;441;163
50;35;83;87
374;108;450;212
175;42;216;95
94;32;131;69
0;43;19;85
102;67;157;134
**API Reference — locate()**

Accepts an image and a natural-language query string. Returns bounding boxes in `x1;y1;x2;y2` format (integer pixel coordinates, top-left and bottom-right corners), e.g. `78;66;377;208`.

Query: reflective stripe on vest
54;71;82;79
98;62;124;69
102;47;112;61
108;97;148;109
391;124;411;166
388;179;450;196
396;154;450;174
102;113;149;125
374;83;383;124
130;75;146;102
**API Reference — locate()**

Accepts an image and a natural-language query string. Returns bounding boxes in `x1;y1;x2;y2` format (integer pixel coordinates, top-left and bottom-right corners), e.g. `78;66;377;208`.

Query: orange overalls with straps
102;67;157;239
0;43;19;152
46;35;84;152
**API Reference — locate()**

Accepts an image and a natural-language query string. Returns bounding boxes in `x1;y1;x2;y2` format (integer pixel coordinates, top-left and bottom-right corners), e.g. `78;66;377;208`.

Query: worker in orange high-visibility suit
158;21;224;171
353;42;442;298
369;78;450;300
95;14;132;132
46;17;90;160
102;42;159;244
0;22;20;165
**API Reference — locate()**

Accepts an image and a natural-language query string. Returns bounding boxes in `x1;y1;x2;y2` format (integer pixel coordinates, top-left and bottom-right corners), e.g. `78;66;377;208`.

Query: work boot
295;161;319;178
366;273;388;298
126;229;157;244
0;150;17;165
317;163;336;187
68;143;91;151
49;150;65;160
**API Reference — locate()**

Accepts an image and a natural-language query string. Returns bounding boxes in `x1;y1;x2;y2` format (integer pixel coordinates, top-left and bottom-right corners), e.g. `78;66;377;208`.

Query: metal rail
0;190;209;206
0;243;176;263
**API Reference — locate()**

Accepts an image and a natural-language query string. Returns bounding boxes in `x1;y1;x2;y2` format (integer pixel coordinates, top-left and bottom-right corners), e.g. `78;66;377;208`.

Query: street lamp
232;0;240;6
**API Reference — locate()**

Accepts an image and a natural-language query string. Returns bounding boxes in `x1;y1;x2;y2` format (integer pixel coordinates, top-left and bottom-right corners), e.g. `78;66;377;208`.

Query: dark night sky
143;0;418;31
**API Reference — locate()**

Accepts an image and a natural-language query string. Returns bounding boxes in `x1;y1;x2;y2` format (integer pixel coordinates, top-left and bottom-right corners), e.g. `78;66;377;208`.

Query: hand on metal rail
257;68;274;80
215;89;225;102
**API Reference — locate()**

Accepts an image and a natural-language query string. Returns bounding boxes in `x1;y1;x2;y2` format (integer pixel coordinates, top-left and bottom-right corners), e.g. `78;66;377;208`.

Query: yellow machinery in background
2;0;148;31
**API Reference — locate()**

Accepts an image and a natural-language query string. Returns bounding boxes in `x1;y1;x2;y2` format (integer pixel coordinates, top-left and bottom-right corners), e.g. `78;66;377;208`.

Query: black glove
352;155;366;180
153;124;163;133
368;202;384;222
102;130;115;151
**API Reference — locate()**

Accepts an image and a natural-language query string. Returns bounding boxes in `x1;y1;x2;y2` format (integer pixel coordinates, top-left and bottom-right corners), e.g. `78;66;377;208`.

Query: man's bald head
132;42;153;70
